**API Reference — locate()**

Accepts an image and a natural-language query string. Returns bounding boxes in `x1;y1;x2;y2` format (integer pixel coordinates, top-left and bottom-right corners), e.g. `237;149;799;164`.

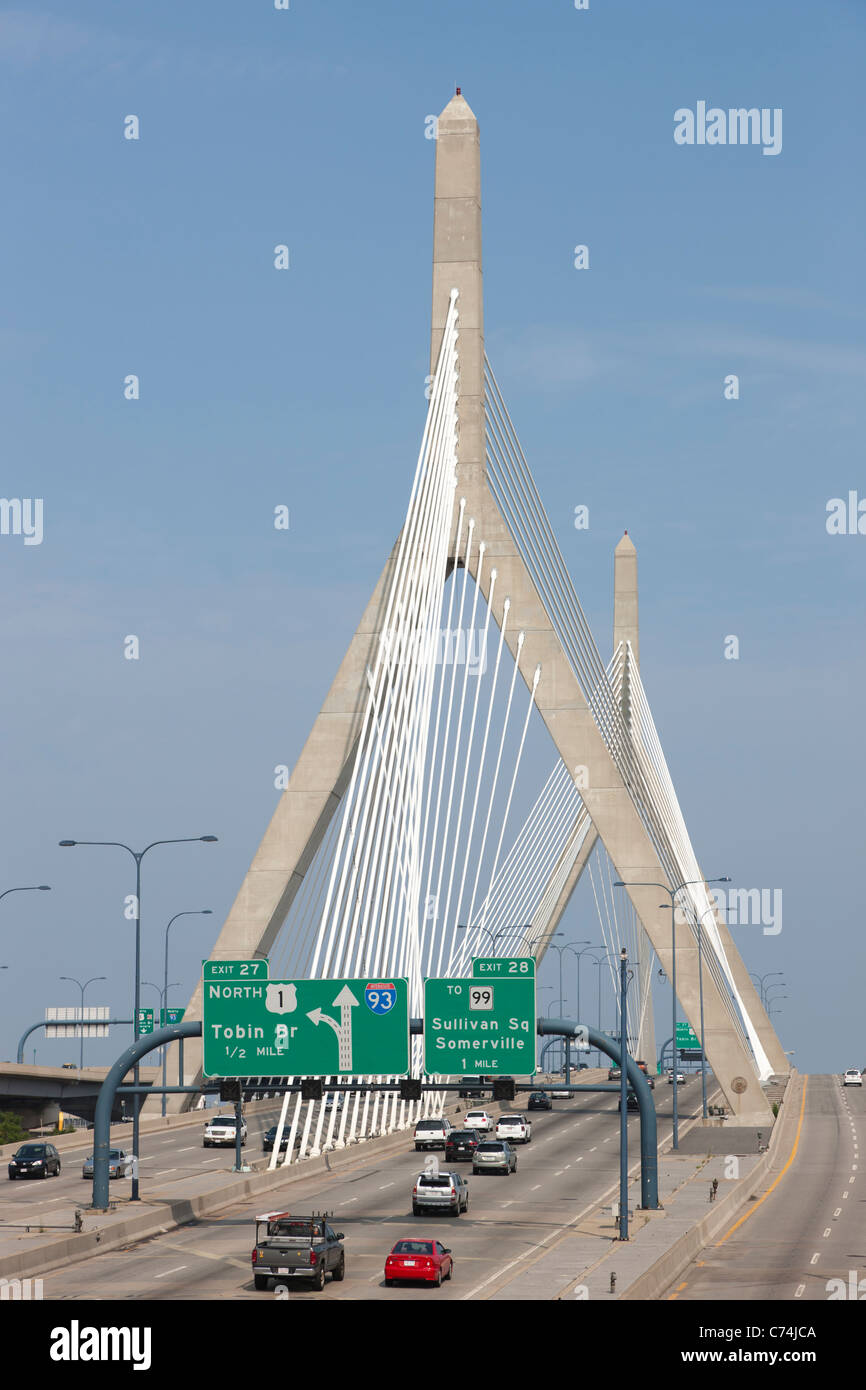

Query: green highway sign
423;976;536;1075
203;959;268;982
471;956;536;979
136;1008;154;1036
160;1007;185;1027
202;976;410;1078
675;1022;700;1048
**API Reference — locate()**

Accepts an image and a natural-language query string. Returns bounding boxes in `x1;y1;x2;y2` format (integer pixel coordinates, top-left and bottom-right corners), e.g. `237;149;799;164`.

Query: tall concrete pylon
612;532;656;1067
169;92;785;1119
427;92;781;1119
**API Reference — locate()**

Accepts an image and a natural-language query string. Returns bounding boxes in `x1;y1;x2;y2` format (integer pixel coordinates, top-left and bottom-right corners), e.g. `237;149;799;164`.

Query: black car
527;1091;552;1111
445;1128;482;1162
618;1091;640;1112
262;1124;292;1152
8;1142;61;1180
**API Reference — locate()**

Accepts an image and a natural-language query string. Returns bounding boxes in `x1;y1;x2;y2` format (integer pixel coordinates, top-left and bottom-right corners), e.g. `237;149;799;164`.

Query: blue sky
0;1;863;1074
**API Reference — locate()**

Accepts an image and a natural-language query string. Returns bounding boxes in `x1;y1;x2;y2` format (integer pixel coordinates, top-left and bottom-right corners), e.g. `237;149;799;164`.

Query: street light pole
618;947;630;1240
59;974;106;1071
615;875;730;1150
162;909;212;1115
749;971;783;1011
0;884;51;904
59;835;217;1200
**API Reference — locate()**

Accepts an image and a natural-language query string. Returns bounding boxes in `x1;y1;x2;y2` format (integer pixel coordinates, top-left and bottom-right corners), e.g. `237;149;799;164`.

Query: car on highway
843;1068;863;1086
324;1094;345;1112
8;1142;61;1180
385;1238;453;1287
635;1060;655;1089
81;1149;133;1179
262;1124;292;1152
472;1140;517;1175
527;1091;552;1111
412;1170;469;1216
444;1129;482;1162
463;1108;494;1133
251;1212;345;1291
203;1114;247;1147
495;1113;532;1144
608;1067;621;1082
413;1116;453;1151
618;1091;640;1113
667;1071;685;1084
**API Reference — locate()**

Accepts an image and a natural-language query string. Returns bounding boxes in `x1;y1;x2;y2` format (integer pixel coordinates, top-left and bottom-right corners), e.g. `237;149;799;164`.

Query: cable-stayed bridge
168;91;787;1144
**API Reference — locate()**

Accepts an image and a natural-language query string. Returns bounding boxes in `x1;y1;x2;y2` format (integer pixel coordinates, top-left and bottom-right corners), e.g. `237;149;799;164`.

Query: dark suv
445;1129;482;1162
8;1142;61;1180
528;1091;552;1111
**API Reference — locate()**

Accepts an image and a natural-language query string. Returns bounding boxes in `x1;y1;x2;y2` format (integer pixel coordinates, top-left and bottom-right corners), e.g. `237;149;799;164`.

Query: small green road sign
202;959;268;982
423;977;536;1075
160;1007;185;1027
136;1008;154;1036
471;956;536;979
202;976;410;1078
675;1022;700;1048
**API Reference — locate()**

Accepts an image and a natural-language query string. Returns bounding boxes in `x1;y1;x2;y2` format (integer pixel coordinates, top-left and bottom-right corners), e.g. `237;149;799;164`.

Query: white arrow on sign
307;986;360;1071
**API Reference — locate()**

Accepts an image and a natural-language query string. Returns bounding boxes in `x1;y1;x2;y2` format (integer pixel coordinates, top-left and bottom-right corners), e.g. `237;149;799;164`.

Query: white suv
843;1069;862;1087
413;1117;453;1151
203;1115;248;1147
496;1114;532;1144
463;1109;494;1134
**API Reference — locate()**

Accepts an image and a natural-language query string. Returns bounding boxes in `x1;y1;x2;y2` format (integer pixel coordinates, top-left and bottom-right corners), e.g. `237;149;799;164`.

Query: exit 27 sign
202;970;410;1078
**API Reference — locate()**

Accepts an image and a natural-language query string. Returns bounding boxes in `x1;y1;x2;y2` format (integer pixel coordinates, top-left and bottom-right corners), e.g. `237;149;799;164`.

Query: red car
385;1238;454;1287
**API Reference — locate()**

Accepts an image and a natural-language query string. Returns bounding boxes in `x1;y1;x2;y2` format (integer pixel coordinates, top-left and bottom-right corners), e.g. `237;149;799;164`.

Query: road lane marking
155;1169;177;1176
177;1147;195;1153
795;1284;805;1297
834;1208;841;1217
843;1191;849;1199
555;1170;564;1176
531;1184;541;1191
849;1176;856;1183
501;1201;514;1207
589;1147;597;1152
379;1182;394;1190
823;1228;831;1238
154;1265;187;1279
342;1197;358;1204
810;1253;819;1265
714;1075;808;1248
668;1281;688;1300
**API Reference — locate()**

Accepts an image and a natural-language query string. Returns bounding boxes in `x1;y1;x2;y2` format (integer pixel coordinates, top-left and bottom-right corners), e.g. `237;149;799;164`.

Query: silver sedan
82;1149;134;1179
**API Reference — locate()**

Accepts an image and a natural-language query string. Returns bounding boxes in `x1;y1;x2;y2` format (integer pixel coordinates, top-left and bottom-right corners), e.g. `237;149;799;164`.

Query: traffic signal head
301;1079;324;1101
493;1077;515;1102
399;1078;422;1101
219;1080;242;1103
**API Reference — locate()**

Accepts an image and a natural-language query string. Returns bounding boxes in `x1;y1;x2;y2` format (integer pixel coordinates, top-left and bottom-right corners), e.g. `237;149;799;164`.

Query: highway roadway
34;1078;703;1301
665;1074;864;1302
0;1102;292;1231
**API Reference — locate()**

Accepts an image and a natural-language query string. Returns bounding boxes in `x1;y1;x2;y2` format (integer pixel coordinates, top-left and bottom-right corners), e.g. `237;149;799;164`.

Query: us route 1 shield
202;975;410;1078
